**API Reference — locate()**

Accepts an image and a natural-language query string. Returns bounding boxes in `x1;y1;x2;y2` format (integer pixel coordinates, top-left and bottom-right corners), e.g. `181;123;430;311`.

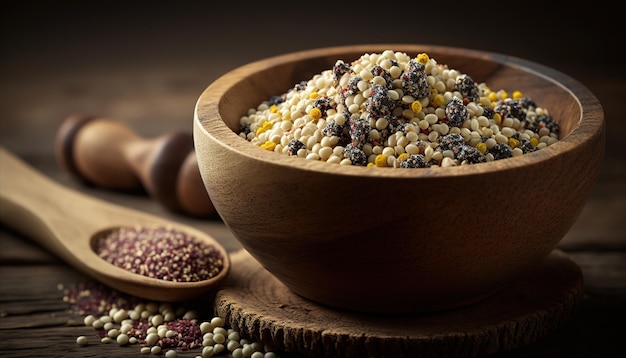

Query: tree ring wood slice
214;249;583;358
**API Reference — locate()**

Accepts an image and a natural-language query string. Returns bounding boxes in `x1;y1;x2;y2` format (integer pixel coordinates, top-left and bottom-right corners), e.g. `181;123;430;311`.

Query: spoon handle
54;114;215;217
0;147;98;259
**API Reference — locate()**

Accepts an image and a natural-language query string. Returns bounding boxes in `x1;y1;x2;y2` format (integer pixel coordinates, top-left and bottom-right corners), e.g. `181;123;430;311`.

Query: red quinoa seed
92;226;224;282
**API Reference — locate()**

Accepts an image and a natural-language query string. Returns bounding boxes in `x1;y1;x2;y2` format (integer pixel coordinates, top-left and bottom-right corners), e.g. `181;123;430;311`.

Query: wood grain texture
215;249;583;358
194;44;605;314
1;241;624;357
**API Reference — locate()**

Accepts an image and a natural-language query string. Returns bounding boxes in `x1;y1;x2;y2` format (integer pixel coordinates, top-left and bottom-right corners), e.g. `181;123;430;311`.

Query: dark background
2;1;624;247
1;1;623;142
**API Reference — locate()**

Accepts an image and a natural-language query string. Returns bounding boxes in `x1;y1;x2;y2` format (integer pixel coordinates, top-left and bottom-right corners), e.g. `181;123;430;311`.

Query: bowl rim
195;43;605;178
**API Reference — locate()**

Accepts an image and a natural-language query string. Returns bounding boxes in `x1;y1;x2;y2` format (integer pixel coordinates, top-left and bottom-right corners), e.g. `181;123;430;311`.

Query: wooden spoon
54;114;216;217
0;147;230;302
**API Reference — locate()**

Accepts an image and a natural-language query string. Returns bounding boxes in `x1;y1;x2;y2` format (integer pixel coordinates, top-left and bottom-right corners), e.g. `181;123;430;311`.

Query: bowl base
215;249;583;358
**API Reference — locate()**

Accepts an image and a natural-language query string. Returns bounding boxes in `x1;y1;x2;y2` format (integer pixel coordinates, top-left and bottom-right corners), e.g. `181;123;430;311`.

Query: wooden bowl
193;44;605;314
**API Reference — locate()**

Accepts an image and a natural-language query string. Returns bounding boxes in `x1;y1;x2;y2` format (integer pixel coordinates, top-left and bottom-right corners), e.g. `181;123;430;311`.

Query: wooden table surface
1;2;624;357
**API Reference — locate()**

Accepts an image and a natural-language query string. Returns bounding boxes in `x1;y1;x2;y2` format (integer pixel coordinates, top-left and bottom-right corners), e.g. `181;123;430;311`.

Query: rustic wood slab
216;249;583;358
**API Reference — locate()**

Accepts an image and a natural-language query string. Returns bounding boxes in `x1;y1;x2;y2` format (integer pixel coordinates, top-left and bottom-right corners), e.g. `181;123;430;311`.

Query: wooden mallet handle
54;114;215;217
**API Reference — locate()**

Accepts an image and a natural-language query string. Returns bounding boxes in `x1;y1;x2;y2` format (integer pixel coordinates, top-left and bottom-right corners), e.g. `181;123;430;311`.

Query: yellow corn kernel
416;53;429;65
374;154;387;167
432;94;445;108
410;100;423;114
255;121;272;136
309;107;322;120
367;162;375;167
499;90;508;99
508;138;519;148
398;153;409;162
530;137;539;147
488;92;499;102
260;141;276;151
476;142;487;153
512;90;523;99
492;113;502;125
269;104;278;113
309;92;319;99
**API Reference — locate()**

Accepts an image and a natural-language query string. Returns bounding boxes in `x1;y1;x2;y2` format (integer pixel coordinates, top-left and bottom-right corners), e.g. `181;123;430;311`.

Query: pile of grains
93;226;224;282
239;50;560;168
62;280;279;357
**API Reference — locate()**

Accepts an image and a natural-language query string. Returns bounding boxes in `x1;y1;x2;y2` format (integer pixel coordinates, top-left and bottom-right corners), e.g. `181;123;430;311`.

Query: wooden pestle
54;114;216;217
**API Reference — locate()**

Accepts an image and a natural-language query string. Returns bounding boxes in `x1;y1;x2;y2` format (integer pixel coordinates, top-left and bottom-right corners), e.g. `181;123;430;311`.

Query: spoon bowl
0;147;230;302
